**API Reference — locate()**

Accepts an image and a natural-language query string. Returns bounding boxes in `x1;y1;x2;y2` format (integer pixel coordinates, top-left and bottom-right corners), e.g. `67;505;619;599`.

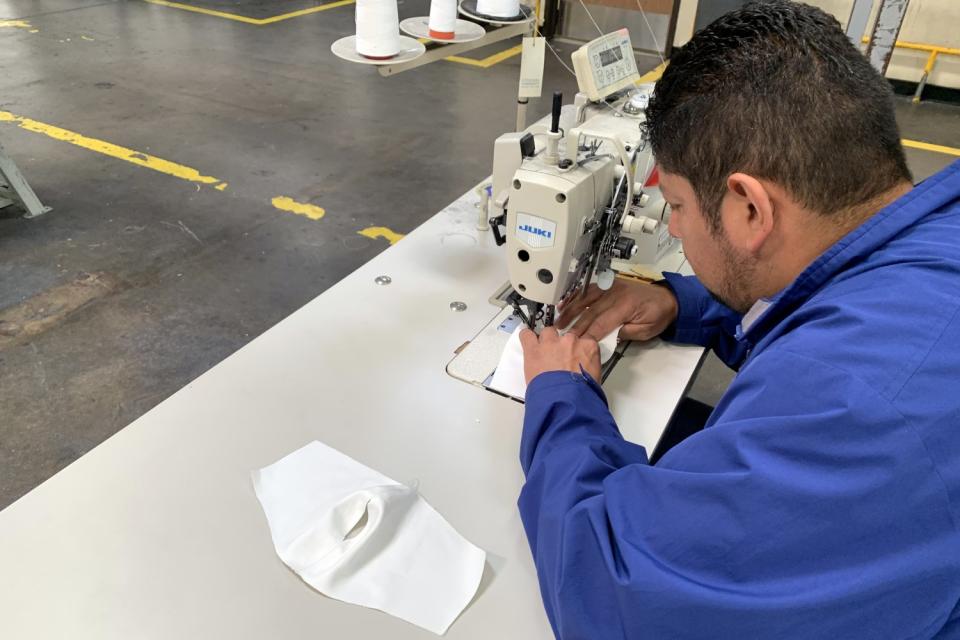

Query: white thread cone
428;0;457;38
356;0;400;58
476;0;519;18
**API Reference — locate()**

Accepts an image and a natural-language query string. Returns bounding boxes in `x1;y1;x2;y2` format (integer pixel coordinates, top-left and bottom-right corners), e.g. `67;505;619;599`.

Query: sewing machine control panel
571;29;641;102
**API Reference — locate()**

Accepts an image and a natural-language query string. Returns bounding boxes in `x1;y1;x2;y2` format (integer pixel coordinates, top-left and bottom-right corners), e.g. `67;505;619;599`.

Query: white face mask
252;441;486;635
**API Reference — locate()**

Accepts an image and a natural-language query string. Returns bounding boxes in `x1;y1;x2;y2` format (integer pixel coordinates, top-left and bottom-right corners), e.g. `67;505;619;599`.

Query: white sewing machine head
486;29;677;329
445;30;678;398
488;93;673;327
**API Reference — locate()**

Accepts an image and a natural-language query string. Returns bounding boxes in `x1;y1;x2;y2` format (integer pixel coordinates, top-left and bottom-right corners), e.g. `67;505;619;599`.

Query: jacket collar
739;159;960;347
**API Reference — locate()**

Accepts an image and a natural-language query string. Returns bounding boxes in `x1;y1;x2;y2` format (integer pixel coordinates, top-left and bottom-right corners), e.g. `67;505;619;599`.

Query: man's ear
723;172;775;254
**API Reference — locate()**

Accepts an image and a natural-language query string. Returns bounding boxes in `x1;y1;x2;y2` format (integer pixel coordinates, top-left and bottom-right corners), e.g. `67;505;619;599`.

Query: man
517;2;960;638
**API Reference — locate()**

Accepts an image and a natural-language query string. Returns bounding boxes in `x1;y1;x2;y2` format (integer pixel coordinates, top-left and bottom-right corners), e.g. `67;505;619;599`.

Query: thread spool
356;0;400;59
475;0;519;19
428;0;457;39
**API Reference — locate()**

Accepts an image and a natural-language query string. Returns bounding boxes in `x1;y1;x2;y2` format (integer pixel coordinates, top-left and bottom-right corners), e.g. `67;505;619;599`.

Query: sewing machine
487;96;652;328
447;29;681;399
488;29;676;329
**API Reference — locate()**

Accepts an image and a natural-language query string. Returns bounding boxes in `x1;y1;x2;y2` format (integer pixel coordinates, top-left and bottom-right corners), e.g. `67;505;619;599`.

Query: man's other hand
520;327;602;384
557;280;679;342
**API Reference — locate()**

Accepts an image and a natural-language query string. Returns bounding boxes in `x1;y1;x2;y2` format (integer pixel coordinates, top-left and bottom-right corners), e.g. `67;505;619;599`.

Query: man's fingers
556;285;605;329
558;283;600;310
573;295;626;339
578;337;602;381
519;328;539;351
566;297;616;336
539;326;561;343
582;311;627;342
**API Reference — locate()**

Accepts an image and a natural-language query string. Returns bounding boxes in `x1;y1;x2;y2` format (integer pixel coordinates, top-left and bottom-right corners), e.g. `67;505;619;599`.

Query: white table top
0;187;704;639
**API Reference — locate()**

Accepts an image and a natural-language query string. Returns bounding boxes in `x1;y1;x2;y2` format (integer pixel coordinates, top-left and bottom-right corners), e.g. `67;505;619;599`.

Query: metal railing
863;37;960;103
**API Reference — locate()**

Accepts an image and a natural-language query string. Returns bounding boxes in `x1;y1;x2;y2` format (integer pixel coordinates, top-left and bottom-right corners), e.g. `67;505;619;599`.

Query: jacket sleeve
518;352;959;640
659;272;747;369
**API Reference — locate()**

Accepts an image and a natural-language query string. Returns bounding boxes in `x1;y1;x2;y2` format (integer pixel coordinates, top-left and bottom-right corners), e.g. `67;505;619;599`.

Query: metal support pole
846;0;874;48
516;98;528;132
913;49;938;103
865;0;911;76
0;140;51;218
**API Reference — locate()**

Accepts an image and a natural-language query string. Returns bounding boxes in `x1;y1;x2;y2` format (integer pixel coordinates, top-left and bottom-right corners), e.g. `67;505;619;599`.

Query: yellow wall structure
796;0;960;90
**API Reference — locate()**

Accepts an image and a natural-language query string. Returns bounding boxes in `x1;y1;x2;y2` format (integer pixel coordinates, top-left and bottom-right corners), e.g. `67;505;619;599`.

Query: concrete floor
0;0;958;510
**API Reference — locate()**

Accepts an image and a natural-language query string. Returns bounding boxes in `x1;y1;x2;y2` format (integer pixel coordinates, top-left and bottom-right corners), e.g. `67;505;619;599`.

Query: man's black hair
644;0;912;232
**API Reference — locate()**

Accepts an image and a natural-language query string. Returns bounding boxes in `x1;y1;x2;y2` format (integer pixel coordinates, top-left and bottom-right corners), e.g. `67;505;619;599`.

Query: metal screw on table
375;275;392;286
450;301;467;312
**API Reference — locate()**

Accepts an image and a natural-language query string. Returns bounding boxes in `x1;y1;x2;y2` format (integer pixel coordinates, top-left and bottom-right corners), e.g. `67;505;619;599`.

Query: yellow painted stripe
144;0;354;25
144;0;263;24
271;196;326;220
258;0;355;24
902;138;960;157
0;19;33;29
0;110;226;188
445;55;487;67
447;44;523;68
359;226;405;244
476;44;524;67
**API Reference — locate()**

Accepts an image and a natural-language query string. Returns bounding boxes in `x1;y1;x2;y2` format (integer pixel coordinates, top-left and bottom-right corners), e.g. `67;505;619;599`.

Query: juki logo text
519;224;553;238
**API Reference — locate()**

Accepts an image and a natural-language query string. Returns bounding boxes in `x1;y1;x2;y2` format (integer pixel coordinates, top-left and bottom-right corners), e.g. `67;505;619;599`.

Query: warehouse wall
561;0;676;54
806;0;960;90
672;0;960;90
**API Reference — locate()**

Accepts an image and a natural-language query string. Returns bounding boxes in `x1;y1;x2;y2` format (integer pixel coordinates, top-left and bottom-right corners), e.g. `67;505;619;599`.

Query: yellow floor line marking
258;0;355;24
144;0;262;24
0;110;227;189
144;0;354;25
0;19;34;30
359;226;405;244
145;0;511;68
271;196;326;220
447;44;523;68
902;138;960;157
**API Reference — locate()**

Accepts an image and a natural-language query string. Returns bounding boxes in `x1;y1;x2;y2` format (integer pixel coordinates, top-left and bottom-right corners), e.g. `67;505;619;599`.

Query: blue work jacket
519;159;960;639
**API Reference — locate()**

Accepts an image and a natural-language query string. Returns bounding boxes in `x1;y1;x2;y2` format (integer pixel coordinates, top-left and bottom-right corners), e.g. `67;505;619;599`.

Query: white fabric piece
476;0;520;18
428;0;457;34
355;0;400;58
252;441;486;635
489;323;620;399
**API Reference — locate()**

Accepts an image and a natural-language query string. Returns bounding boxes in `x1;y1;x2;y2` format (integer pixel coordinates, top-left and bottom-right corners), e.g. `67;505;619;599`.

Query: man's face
659;170;759;313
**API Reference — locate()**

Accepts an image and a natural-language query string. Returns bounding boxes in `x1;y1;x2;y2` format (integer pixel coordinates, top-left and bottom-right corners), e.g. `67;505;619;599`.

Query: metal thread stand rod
378;19;535;131
378;21;533;77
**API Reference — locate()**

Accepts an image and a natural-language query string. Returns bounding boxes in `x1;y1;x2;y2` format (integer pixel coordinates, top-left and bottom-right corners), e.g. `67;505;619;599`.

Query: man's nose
667;208;681;239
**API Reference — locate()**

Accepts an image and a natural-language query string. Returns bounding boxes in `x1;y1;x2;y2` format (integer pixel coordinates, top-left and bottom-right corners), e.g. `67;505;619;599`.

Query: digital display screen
598;46;623;67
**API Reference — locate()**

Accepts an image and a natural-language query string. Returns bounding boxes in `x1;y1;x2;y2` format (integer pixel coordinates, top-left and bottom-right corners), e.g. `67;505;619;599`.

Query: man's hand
557;280;679;342
520;327;601;384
